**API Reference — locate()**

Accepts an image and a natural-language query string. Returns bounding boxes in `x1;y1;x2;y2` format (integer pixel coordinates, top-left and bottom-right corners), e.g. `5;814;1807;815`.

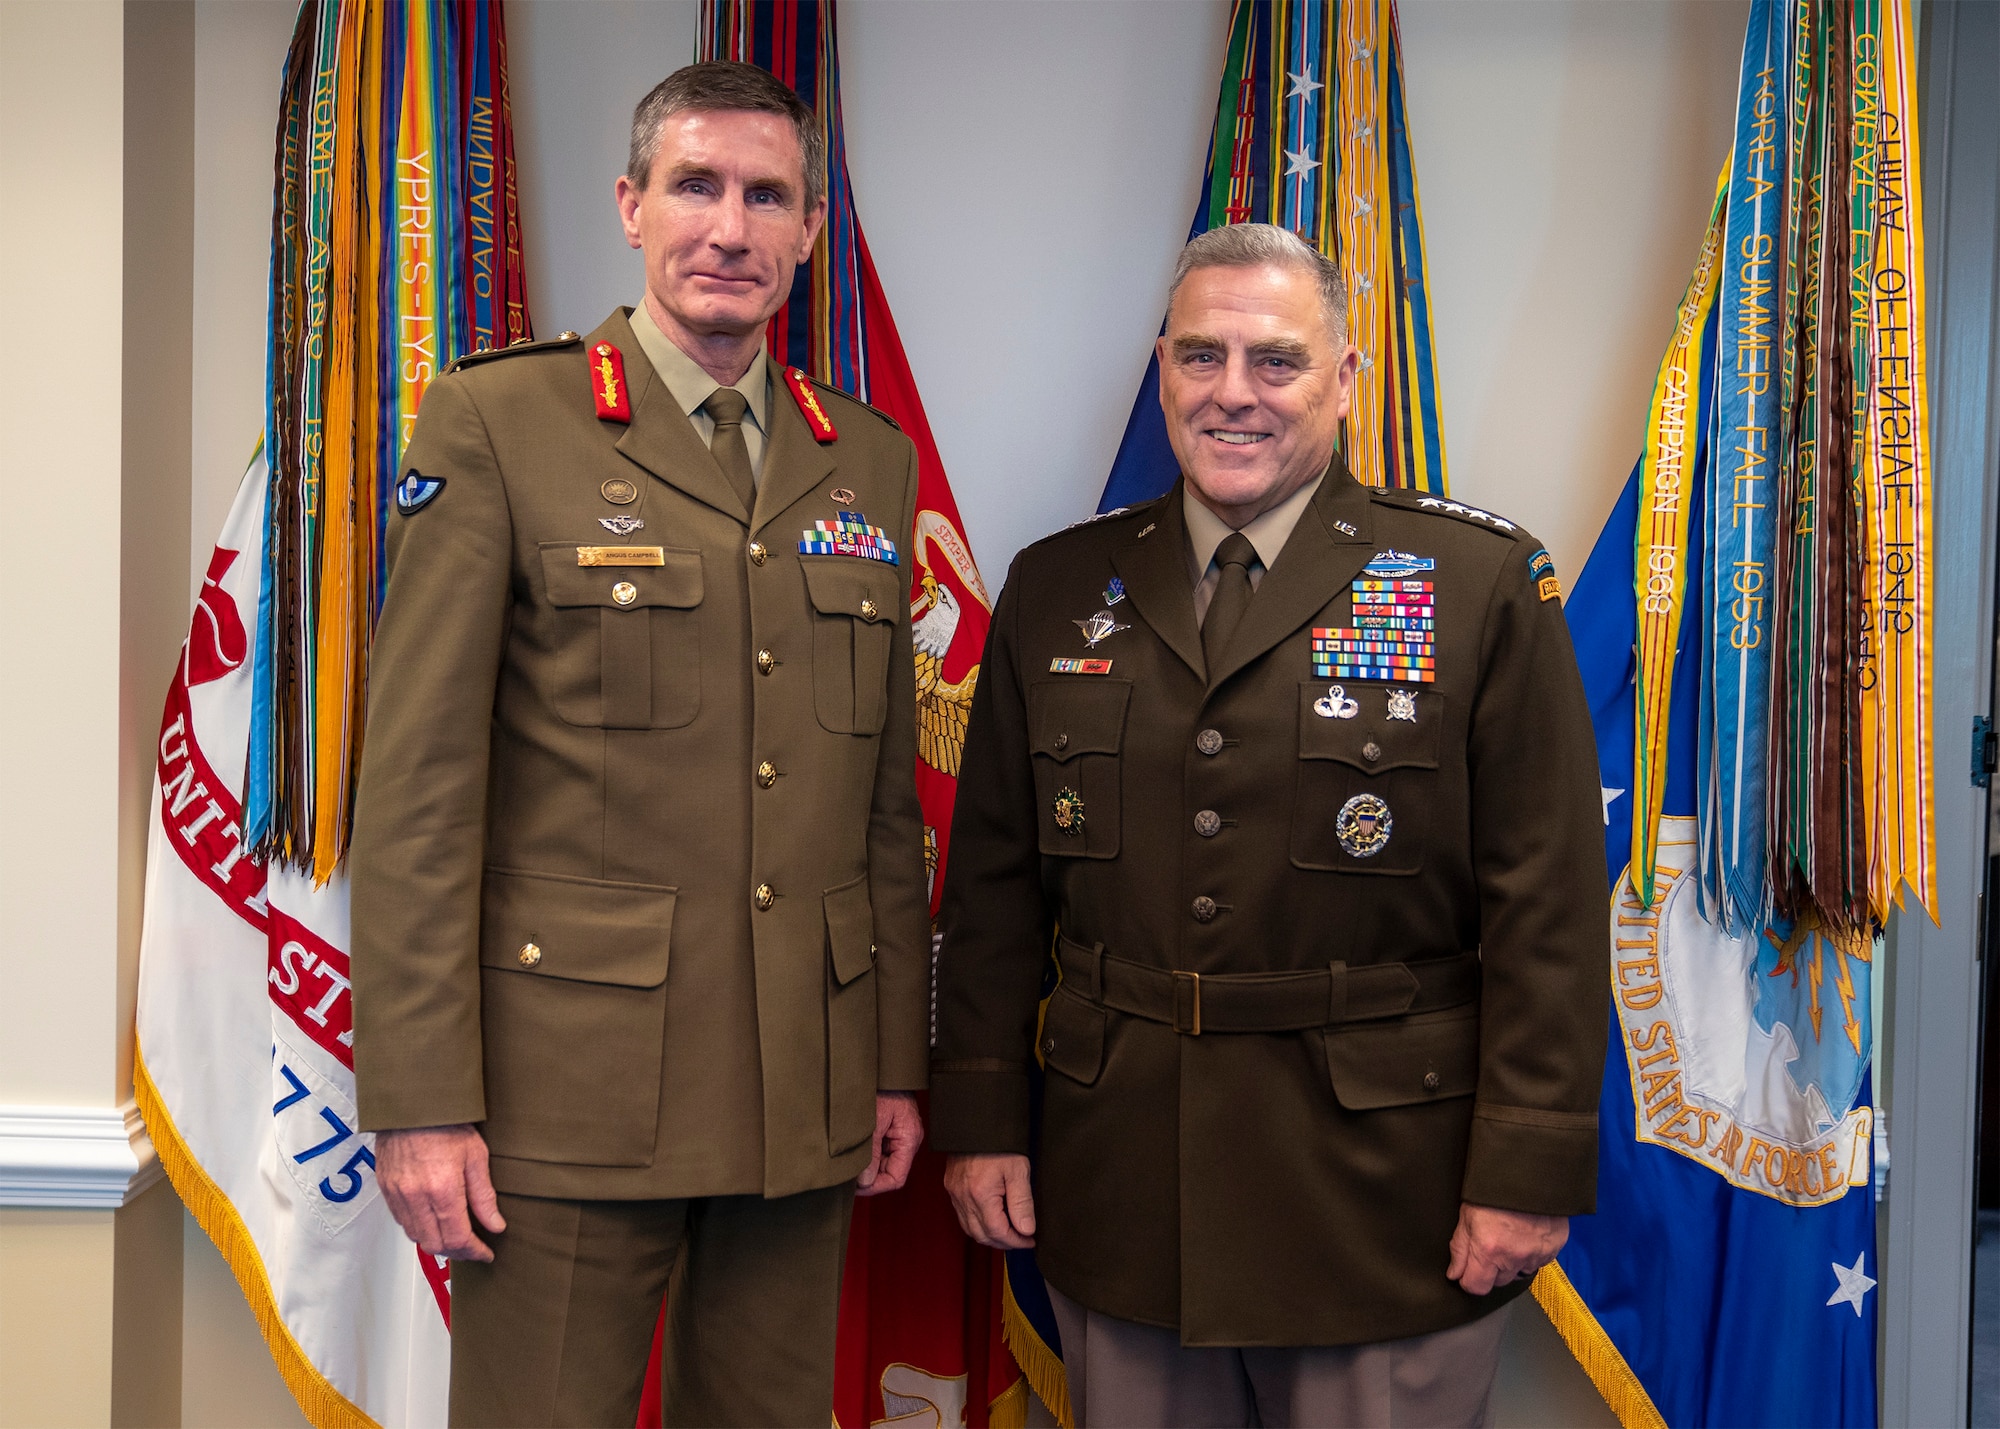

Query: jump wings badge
1075;610;1130;648
1336;794;1393;859
1051;786;1086;836
1313;684;1360;720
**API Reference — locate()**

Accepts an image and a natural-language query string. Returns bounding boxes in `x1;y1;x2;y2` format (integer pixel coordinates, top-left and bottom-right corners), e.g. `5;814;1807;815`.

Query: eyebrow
1170;333;1314;361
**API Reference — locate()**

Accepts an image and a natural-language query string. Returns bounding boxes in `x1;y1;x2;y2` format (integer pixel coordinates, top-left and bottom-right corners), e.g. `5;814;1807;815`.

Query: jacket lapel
1207;458;1378;691
598;311;751;524
750;376;837;539
1109;489;1205;682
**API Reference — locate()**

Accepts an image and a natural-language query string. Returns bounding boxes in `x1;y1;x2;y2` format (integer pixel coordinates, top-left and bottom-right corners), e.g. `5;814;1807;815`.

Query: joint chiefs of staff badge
1336;793;1393;859
1313;684;1360;719
1074;610;1130;648
1051;786;1086;836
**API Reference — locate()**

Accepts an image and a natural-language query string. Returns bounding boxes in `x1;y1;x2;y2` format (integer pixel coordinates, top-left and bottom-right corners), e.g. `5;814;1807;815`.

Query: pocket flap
1323;1007;1479;1110
479;866;676;987
1297;682;1443;772
800;556;900;623
1039;985;1107;1086
539;543;703;609
1028;681;1132;762
824;875;877;985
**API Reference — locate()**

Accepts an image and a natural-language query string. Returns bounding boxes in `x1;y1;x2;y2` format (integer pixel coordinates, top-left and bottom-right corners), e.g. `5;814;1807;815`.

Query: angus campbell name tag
576;546;664;567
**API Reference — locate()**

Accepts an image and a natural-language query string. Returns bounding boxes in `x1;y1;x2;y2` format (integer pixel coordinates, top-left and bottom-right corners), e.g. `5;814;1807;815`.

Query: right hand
376;1123;507;1262
944;1153;1037;1250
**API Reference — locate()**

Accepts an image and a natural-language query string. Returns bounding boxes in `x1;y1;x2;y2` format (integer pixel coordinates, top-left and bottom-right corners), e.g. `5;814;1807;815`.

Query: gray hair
627;61;827;211
1166;224;1349;342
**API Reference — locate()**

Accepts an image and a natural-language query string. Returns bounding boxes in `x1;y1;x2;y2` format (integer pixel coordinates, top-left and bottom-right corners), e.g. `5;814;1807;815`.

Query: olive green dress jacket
931;461;1608;1346
350;309;931;1202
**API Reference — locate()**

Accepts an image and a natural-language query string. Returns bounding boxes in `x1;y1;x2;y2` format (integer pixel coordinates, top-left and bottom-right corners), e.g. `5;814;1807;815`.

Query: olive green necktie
1202;532;1258;679
702;387;755;513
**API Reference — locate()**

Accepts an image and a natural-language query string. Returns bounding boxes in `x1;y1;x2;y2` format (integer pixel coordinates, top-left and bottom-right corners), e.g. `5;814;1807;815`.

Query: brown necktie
1202;532;1258;679
702;387;755;513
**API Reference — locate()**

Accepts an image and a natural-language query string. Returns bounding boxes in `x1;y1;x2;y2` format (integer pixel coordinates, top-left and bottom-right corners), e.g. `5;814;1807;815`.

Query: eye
679;178;716;197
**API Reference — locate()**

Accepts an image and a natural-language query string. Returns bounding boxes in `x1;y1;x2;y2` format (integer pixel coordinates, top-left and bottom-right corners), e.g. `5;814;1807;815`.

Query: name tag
576;546;664;567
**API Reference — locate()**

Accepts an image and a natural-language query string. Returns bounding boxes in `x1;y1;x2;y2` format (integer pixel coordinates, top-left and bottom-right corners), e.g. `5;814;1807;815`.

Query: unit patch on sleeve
1528;547;1562;602
799;511;899;565
1312;578;1437;683
395;471;445;515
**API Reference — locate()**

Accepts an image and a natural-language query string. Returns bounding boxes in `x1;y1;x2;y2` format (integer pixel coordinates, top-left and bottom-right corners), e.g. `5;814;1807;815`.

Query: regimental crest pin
1386;689;1418;722
1103;577;1126;605
1313;684;1360;720
598;515;645;537
1336;793;1393;859
1051;786;1086;836
1074;610;1130;648
395;471;445;515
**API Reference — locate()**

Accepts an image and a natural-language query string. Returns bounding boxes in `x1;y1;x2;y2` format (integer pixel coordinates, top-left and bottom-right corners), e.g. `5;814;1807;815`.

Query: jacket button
754;883;776;911
1424;1070;1441;1092
860;598;878;619
1194;810;1222;837
1054;733;1069;751
611;581;638;606
1191;896;1218;922
756;648;776;674
517;942;542;968
1196;728;1224;756
757;760;778;788
749;542;768;565
1363;741;1382;762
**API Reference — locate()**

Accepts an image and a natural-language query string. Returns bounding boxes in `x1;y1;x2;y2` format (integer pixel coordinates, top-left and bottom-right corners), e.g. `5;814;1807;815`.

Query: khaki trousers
1050;1286;1509;1429
448;1185;855;1428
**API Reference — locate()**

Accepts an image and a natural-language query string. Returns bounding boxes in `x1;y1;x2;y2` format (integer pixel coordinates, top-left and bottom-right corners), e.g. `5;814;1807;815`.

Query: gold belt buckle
1173;970;1202;1036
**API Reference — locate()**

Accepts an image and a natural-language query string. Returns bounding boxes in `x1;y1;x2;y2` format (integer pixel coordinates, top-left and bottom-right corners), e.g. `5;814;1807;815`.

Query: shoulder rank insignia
395;471;445;515
1414;495;1517;533
591;342;632;423
443;330;582;375
784;367;838;443
1528;547;1562;602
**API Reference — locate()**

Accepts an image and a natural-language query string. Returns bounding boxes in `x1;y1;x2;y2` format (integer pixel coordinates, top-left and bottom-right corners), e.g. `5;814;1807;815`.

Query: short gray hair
627;61;827;210
1166;224;1349;342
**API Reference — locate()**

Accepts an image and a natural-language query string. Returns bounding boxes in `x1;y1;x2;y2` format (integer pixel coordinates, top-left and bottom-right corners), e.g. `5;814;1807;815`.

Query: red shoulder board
591;343;632;423
783;367;838;444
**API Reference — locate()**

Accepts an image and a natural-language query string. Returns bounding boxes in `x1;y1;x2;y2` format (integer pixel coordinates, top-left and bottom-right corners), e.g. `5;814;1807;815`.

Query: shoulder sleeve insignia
443;330;583;376
591;342;632;424
785;367;839;443
395;471;445;515
1528;547;1562;602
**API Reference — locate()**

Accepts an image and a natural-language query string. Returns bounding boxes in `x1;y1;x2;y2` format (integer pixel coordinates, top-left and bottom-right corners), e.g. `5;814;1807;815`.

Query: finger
975;1186;1030;1250
463;1148;507;1236
430;1183;493;1263
1003;1168;1037;1239
1446;1225;1470;1282
871;1133;918;1195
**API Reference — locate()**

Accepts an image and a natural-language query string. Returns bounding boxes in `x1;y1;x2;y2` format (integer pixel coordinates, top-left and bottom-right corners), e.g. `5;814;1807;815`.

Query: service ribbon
1632;179;1728;907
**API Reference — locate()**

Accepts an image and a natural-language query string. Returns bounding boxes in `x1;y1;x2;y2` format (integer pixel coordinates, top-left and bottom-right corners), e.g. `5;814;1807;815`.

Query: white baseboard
0;1102;162;1209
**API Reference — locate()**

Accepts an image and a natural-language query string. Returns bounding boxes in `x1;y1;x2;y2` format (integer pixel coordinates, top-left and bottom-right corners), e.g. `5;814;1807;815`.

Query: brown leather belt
1057;936;1480;1036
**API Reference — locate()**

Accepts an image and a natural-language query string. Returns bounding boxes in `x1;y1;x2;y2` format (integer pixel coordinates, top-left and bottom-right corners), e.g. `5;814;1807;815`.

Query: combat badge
1336;794;1393;859
1074;610;1130;648
1313;684;1360;719
1386;689;1418;722
1528;547;1562;602
395;471;445;515
598;515;644;536
1050;658;1113;675
1052;787;1086;836
1362;550;1436;579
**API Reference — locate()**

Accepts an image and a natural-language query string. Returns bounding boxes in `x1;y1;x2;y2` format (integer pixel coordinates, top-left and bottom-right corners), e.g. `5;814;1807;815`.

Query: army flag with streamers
135;3;529;1424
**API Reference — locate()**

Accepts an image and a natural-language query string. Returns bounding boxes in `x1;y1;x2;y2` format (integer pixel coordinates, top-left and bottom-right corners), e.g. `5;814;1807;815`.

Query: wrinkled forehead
649;106;807;186
1166;263;1337;348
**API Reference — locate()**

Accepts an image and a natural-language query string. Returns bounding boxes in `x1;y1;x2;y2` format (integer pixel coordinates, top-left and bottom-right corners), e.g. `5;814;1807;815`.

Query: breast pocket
1028;680;1130;858
800;557;902;736
1290;681;1442;875
539;544;702;730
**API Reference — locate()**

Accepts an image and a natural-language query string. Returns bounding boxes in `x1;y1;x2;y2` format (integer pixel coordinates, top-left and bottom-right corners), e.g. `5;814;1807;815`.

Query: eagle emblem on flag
912;569;978;778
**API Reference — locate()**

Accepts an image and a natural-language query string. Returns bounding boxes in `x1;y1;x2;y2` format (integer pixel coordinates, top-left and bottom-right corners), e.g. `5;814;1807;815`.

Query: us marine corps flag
134;2;529;1423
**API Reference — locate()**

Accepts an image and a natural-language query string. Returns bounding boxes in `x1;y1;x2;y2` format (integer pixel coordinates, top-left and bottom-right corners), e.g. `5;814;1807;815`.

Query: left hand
1446;1202;1568;1295
857;1092;924;1196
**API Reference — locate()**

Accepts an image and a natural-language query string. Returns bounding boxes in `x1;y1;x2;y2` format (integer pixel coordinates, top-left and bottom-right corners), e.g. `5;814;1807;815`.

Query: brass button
749;542;767;565
1191;896;1218;923
558;331;581;342
1423;1070;1441;1092
1363;741;1382;762
1054;733;1069;751
860;598;878;619
517;942;542;968
1194;810;1222;838
756;648;776;674
757;760;778;788
612;581;638;606
754;883;776;910
1196;728;1224;756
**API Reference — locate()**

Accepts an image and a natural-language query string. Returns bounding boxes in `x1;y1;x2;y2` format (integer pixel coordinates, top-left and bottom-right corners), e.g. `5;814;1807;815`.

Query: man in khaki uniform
349;62;930;1428
934;226;1608;1427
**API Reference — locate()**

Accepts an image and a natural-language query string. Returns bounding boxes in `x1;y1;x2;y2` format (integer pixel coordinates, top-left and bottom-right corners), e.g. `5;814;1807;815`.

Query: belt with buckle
1056;935;1480;1036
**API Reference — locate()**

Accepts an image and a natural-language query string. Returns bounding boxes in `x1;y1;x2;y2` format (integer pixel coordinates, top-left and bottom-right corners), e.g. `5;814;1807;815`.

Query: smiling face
615;108;827;349
1156;261;1359;526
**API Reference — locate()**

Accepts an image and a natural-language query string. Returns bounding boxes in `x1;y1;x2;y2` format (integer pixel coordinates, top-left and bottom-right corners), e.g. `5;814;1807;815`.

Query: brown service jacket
350;310;931;1201
931;461;1608;1346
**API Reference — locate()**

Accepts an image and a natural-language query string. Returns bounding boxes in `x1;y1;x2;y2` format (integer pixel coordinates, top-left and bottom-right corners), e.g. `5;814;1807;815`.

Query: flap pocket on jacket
479;866;676;987
1297;682;1443;771
800;556;901;622
824;874;877;986
1039;985;1107;1087
1323;1005;1479;1110
1028;680;1132;761
539;543;703;609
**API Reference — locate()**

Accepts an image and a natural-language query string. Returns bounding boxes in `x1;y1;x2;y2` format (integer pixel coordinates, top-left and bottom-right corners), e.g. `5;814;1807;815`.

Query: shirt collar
1182;473;1327;583
629;300;769;433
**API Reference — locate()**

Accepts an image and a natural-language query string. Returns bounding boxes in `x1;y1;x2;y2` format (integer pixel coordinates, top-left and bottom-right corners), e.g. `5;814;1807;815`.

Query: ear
796;194;829;263
1331;341;1361;422
614;175;644;251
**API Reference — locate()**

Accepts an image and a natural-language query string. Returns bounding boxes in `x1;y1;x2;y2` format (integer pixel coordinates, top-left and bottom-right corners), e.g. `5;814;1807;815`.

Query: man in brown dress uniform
934;224;1608;1427
348;63;930;1427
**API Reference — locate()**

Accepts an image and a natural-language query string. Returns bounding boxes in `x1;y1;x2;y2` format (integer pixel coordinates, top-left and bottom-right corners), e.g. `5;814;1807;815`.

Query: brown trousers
448;1185;854;1428
1050;1286;1509;1429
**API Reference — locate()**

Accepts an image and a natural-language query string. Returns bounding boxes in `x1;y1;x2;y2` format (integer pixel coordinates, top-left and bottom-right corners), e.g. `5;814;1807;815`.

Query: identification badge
576;546;664;567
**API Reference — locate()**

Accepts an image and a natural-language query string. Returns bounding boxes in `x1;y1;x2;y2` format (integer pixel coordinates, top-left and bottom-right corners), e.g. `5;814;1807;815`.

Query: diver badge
1313;684;1360;720
1386;689;1418;722
1051;787;1086;836
1336;794;1393;859
1074;610;1130;648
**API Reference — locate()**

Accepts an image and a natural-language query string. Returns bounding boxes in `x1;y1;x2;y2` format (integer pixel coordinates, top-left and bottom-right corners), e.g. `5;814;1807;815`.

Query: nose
1212;351;1258;413
708;191;751;253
